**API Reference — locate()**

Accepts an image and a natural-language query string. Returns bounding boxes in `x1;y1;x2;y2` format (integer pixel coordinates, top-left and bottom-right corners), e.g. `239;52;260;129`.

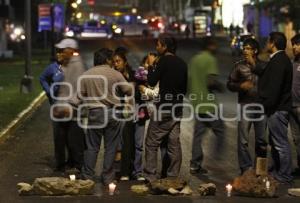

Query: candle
226;184;233;197
266;181;270;190
108;183;117;195
69;174;76;181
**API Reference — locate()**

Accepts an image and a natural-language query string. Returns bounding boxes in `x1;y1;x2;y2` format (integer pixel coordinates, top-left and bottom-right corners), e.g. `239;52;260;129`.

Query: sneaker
190;167;208;174
120;176;130;181
136;175;146;181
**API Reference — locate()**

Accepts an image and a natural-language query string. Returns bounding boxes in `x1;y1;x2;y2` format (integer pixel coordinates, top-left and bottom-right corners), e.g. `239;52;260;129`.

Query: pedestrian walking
144;36;188;182
188;37;225;174
254;32;293;183
227;37;267;174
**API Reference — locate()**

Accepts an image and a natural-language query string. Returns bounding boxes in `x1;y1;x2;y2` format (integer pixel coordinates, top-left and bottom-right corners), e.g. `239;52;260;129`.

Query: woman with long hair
112;50;136;181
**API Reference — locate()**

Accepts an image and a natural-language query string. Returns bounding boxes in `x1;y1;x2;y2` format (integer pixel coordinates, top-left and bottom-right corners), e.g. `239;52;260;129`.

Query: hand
245;54;256;66
240;81;254;91
139;85;146;94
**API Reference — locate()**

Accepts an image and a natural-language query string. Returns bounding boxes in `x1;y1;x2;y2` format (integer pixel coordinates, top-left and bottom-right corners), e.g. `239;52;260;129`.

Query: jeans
268;111;293;183
81;108;122;185
237;104;267;172
290;107;300;167
190;113;225;169
133;123;145;177
144;113;182;181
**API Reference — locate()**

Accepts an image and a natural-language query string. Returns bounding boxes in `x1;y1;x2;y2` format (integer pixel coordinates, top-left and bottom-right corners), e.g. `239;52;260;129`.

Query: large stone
180;185;193;195
148;178;187;195
167;188;180;195
18;177;95;196
17;183;33;195
232;170;278;198
198;183;216;196
288;188;300;197
131;185;149;195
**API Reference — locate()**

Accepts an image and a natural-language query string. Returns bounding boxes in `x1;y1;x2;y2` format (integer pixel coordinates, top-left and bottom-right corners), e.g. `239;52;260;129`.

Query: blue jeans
133;123;145;177
237;104;267;172
81;108;122;185
290;107;300;167
268;111;293;183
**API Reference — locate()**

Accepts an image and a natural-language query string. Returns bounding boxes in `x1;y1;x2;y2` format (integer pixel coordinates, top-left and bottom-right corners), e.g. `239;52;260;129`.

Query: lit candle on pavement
226;184;233;197
109;183;116;195
266;181;270;190
69;174;76;181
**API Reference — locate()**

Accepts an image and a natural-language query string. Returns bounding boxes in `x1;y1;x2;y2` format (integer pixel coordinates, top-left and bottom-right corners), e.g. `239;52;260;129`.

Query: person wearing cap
50;38;86;172
290;34;300;176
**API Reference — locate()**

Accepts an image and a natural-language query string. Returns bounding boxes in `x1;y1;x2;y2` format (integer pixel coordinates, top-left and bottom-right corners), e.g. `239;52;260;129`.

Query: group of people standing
40;36;187;185
227;32;300;184
39;31;300;188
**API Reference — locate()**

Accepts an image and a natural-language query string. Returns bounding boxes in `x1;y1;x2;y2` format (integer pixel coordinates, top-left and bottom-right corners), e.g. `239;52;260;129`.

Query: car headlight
114;28;122;34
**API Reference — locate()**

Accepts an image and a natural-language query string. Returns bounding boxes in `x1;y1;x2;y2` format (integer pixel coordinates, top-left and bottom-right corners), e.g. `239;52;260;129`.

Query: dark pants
52;120;85;170
120;121;135;177
238;105;267;172
81;108;122;185
268;111;293;183
190;113;225;170
290;107;300;167
144;114;182;181
160;137;170;178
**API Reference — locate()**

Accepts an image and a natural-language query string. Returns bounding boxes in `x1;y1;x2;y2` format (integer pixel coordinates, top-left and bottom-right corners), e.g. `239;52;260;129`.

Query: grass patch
0;60;48;131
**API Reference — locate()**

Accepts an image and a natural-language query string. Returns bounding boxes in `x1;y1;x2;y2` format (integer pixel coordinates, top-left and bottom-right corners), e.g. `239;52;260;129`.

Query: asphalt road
0;37;299;203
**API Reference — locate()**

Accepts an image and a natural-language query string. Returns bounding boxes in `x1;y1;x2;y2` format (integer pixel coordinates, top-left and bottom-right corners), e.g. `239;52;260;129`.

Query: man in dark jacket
227;38;267;174
255;32;293;183
144;36;188;181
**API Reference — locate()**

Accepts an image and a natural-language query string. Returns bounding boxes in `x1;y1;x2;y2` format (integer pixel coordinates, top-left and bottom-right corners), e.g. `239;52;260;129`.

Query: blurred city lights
114;11;122;16
71;2;78;9
13;27;23;35
131;8;137;14
76;12;82;19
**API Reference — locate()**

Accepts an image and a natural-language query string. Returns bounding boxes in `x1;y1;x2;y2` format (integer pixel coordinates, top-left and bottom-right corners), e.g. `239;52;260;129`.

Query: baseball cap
55;38;78;49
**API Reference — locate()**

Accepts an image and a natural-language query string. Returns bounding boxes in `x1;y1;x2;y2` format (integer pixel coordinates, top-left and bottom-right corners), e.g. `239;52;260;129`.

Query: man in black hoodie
255;32;293;183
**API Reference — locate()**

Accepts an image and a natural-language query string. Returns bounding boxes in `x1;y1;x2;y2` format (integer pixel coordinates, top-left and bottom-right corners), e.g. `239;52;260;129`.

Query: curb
0;92;46;143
